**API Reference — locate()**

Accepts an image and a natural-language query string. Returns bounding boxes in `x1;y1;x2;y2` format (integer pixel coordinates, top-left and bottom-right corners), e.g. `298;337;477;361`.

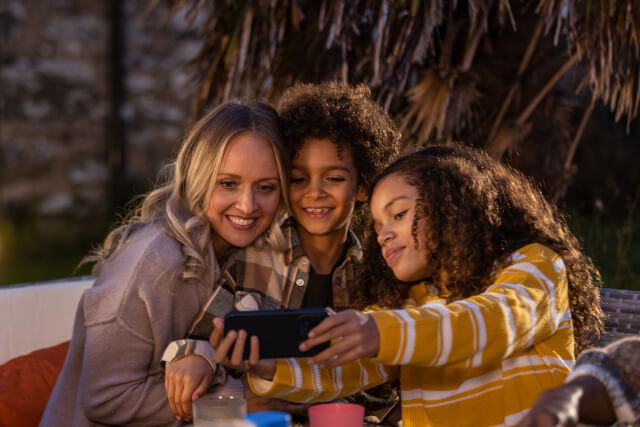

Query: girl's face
206;131;281;256
370;173;433;282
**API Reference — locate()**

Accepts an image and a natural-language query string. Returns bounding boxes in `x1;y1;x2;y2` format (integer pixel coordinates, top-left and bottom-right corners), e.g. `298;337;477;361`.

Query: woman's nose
235;188;257;213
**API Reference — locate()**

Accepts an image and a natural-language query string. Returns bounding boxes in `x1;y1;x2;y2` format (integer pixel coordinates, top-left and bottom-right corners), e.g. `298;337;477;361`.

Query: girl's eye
394;210;408;220
257;184;276;193
219;180;236;189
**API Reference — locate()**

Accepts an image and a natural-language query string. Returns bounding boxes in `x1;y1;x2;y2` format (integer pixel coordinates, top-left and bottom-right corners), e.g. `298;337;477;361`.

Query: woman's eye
394;210;408;220
219;180;236;189
257;184;276;193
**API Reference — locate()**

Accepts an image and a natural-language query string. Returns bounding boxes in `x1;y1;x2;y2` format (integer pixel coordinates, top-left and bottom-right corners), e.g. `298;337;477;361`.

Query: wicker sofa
598;287;640;346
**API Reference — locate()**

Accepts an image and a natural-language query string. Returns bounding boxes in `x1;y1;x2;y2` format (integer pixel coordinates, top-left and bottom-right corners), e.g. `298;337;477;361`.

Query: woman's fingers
165;374;178;418
178;380;193;420
192;373;210;401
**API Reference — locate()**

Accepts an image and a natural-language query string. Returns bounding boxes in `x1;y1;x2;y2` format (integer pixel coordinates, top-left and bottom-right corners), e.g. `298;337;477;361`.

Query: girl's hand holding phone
299;309;380;368
209;317;276;380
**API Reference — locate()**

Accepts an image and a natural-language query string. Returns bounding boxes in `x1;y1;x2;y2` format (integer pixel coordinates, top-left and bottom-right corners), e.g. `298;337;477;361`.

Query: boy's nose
306;178;327;199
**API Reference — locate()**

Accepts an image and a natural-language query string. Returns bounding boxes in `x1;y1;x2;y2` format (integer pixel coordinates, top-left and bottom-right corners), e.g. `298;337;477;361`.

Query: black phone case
223;308;330;359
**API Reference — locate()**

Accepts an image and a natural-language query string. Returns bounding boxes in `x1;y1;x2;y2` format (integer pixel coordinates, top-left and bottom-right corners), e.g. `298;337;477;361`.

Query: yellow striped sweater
249;244;575;426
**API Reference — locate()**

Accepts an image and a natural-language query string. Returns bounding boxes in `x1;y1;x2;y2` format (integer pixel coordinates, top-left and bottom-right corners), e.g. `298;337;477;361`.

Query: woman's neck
212;233;232;261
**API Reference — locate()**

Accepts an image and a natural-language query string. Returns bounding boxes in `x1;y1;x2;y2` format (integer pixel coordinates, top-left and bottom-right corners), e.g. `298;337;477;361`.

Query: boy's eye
327;176;346;183
394;210;408;220
219;180;236;189
257;184;276;193
290;176;306;184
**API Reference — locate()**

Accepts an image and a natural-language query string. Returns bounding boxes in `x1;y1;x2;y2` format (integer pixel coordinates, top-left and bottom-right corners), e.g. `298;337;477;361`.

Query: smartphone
223;308;330;359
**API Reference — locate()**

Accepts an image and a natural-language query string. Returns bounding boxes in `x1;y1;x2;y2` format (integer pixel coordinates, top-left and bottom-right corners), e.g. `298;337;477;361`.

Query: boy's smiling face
289;137;366;240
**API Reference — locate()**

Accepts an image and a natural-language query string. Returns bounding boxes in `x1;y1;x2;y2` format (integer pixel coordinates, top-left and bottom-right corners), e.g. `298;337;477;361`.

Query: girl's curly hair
278;81;400;193
357;144;604;353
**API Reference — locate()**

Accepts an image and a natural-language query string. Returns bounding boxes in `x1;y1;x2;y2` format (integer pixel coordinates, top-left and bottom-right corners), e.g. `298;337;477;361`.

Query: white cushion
0;277;93;364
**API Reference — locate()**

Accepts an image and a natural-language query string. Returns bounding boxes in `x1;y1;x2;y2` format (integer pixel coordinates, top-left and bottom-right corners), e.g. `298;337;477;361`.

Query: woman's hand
299;309;380;368
210;317;276;380
164;355;214;421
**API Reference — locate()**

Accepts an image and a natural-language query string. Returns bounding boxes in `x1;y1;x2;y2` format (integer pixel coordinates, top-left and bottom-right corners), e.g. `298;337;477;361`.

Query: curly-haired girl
226;145;604;427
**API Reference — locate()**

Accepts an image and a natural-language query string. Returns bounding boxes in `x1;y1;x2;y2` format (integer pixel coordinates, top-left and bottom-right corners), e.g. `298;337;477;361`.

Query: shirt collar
281;216;363;266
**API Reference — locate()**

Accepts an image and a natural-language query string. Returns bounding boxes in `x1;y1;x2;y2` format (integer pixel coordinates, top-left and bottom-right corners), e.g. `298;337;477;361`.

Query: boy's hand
210;317;276;380
164;355;213;421
299;309;380;368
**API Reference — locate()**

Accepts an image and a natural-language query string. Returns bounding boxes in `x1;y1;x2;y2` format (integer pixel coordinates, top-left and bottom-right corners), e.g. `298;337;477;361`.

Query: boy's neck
296;224;349;275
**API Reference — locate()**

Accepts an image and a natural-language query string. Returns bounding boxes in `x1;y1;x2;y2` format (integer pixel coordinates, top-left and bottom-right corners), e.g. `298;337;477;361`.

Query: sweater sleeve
248;357;399;403
76;231;193;426
371;244;571;368
79;318;179;426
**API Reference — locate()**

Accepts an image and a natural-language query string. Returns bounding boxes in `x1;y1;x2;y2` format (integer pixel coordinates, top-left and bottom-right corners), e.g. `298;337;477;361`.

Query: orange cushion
0;341;70;427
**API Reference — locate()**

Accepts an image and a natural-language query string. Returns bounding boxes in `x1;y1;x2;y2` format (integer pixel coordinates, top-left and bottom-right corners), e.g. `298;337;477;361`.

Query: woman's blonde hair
85;101;290;281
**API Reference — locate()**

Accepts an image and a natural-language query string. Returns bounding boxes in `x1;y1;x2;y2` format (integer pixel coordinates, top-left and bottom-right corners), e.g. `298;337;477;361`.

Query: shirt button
295;279;305;286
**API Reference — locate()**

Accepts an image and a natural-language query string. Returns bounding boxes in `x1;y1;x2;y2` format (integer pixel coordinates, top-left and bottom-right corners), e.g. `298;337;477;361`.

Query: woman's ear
356;186;368;202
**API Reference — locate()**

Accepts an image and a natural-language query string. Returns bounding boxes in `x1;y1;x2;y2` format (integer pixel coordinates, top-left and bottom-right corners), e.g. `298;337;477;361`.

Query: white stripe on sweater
485;292;516;358
495;282;536;348
458;299;487;368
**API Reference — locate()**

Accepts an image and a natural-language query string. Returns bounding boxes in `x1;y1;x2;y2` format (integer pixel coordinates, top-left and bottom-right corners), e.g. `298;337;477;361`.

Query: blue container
244;410;292;427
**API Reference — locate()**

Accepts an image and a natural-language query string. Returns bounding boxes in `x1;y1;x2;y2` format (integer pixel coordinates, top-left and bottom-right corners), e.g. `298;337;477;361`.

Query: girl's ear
356;185;368;202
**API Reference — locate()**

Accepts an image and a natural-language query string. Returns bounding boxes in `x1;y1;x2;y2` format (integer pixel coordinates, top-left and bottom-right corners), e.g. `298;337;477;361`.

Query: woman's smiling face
370;173;433;283
206;131;281;256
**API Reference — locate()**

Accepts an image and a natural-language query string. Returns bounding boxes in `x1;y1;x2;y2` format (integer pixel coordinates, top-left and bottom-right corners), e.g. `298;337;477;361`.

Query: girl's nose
377;226;394;246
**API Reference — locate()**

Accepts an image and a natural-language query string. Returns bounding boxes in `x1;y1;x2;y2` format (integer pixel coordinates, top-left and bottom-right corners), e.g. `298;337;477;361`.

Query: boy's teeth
229;216;254;226
305;208;330;214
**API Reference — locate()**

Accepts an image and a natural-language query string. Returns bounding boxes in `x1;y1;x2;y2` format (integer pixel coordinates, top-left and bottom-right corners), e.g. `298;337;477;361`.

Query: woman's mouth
227;215;257;229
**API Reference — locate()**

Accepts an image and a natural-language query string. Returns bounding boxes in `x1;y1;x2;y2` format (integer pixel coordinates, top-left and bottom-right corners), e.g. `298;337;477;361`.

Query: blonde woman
39;102;290;427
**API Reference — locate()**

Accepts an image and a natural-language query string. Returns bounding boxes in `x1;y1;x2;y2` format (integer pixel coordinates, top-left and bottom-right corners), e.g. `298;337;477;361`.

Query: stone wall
0;0;201;230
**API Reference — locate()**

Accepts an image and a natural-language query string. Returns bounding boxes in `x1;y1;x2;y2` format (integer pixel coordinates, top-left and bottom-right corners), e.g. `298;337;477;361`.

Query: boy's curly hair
278;81;400;193
357;144;604;353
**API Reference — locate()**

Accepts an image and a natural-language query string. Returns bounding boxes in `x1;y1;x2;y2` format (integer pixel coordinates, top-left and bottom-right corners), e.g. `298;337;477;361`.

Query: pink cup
308;403;365;427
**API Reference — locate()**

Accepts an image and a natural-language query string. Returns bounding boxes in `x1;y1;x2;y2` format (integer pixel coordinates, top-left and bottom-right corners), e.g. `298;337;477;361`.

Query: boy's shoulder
221;218;305;285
